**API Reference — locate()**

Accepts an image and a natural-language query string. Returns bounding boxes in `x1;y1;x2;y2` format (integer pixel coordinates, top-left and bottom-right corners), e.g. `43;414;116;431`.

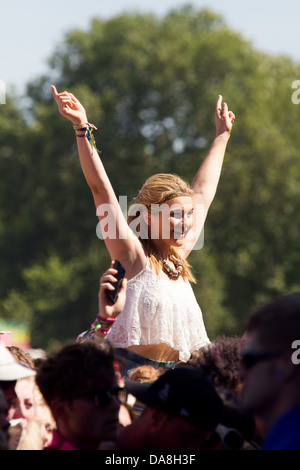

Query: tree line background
1;5;300;351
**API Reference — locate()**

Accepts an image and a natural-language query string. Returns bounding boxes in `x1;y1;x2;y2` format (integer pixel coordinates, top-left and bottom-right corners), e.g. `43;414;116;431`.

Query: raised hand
51;85;88;125
215;95;235;137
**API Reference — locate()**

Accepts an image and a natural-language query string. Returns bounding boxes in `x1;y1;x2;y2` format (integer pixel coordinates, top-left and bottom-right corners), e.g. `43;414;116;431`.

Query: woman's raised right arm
52;86;145;273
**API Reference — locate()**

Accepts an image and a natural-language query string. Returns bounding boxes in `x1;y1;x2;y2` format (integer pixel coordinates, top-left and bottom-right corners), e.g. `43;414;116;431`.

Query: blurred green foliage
1;5;300;350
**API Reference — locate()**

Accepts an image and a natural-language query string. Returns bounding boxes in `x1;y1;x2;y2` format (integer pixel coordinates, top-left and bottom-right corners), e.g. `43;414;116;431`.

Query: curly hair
35;341;116;407
183;336;245;396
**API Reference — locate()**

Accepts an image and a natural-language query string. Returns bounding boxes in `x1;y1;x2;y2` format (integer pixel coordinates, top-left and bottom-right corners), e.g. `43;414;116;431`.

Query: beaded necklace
160;254;183;278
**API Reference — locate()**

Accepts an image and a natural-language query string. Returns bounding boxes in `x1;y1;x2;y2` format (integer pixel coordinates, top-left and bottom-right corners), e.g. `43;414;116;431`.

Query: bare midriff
127;343;179;362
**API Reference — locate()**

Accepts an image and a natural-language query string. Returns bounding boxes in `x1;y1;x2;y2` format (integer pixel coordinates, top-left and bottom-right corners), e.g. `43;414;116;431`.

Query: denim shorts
114;347;177;379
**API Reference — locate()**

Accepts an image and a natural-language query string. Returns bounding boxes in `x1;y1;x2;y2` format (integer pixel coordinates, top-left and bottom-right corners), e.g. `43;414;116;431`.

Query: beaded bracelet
90;319;111;335
90;314;116;335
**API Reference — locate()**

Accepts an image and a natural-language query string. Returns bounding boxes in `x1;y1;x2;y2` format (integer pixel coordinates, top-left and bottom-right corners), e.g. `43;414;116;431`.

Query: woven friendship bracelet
90;319;113;335
73;122;101;154
73;122;97;131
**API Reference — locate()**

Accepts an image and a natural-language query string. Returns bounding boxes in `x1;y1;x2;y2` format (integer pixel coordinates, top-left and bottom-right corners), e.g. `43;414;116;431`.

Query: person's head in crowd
18;386;56;450
5;346;36;426
240;293;300;450
0;343;37;449
112;367;224;450
128;365;165;383
36;341;121;450
183;335;245;396
8;376;36;424
0;343;36;414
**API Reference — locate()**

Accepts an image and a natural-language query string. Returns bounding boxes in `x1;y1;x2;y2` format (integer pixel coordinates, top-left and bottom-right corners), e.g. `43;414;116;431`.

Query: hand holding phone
97;261;127;322
106;260;126;304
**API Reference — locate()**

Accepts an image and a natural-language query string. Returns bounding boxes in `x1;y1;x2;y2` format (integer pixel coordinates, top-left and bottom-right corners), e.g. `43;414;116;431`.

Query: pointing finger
216;94;223;112
51;85;59;102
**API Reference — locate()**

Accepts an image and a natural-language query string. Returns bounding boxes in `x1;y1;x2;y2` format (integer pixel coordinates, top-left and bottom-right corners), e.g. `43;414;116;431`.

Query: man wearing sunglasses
36;341;121;450
240;292;300;450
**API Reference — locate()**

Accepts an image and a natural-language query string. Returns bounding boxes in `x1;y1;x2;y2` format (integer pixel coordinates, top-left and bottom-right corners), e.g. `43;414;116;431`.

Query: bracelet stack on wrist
90;314;116;336
73;122;97;130
73;122;100;154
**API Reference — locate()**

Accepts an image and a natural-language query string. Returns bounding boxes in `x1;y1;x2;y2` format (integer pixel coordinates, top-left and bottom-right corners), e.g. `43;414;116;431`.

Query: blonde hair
128;173;196;282
128;365;164;383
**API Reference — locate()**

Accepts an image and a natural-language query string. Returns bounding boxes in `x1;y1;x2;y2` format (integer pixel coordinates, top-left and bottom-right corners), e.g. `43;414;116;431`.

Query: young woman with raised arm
52;85;235;373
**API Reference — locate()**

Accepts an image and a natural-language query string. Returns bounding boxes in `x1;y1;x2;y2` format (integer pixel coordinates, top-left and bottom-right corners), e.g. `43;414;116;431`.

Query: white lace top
106;261;210;362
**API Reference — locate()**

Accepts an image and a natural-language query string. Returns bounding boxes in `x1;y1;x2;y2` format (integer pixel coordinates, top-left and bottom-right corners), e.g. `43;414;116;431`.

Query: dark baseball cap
125;367;224;431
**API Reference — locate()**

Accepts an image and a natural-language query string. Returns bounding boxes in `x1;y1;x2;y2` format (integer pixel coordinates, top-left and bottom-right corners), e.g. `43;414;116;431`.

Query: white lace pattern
106;263;210;362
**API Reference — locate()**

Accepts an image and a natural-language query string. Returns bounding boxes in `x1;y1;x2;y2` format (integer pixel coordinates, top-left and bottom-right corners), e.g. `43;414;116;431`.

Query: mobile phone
106;260;126;304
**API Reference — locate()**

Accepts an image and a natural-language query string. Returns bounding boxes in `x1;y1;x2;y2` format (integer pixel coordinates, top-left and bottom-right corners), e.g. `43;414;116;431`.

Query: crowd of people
1;273;299;451
0;86;299;451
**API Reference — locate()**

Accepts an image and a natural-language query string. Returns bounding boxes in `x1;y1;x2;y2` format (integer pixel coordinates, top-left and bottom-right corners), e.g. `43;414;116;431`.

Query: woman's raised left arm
181;95;235;258
191;95;235;207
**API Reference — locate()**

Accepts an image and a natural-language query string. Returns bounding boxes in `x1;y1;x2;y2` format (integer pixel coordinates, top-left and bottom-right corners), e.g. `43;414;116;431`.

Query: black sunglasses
241;350;283;370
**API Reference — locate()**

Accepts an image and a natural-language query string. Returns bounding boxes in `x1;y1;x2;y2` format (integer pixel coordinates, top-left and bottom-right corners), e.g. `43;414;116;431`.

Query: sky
1;0;300;95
